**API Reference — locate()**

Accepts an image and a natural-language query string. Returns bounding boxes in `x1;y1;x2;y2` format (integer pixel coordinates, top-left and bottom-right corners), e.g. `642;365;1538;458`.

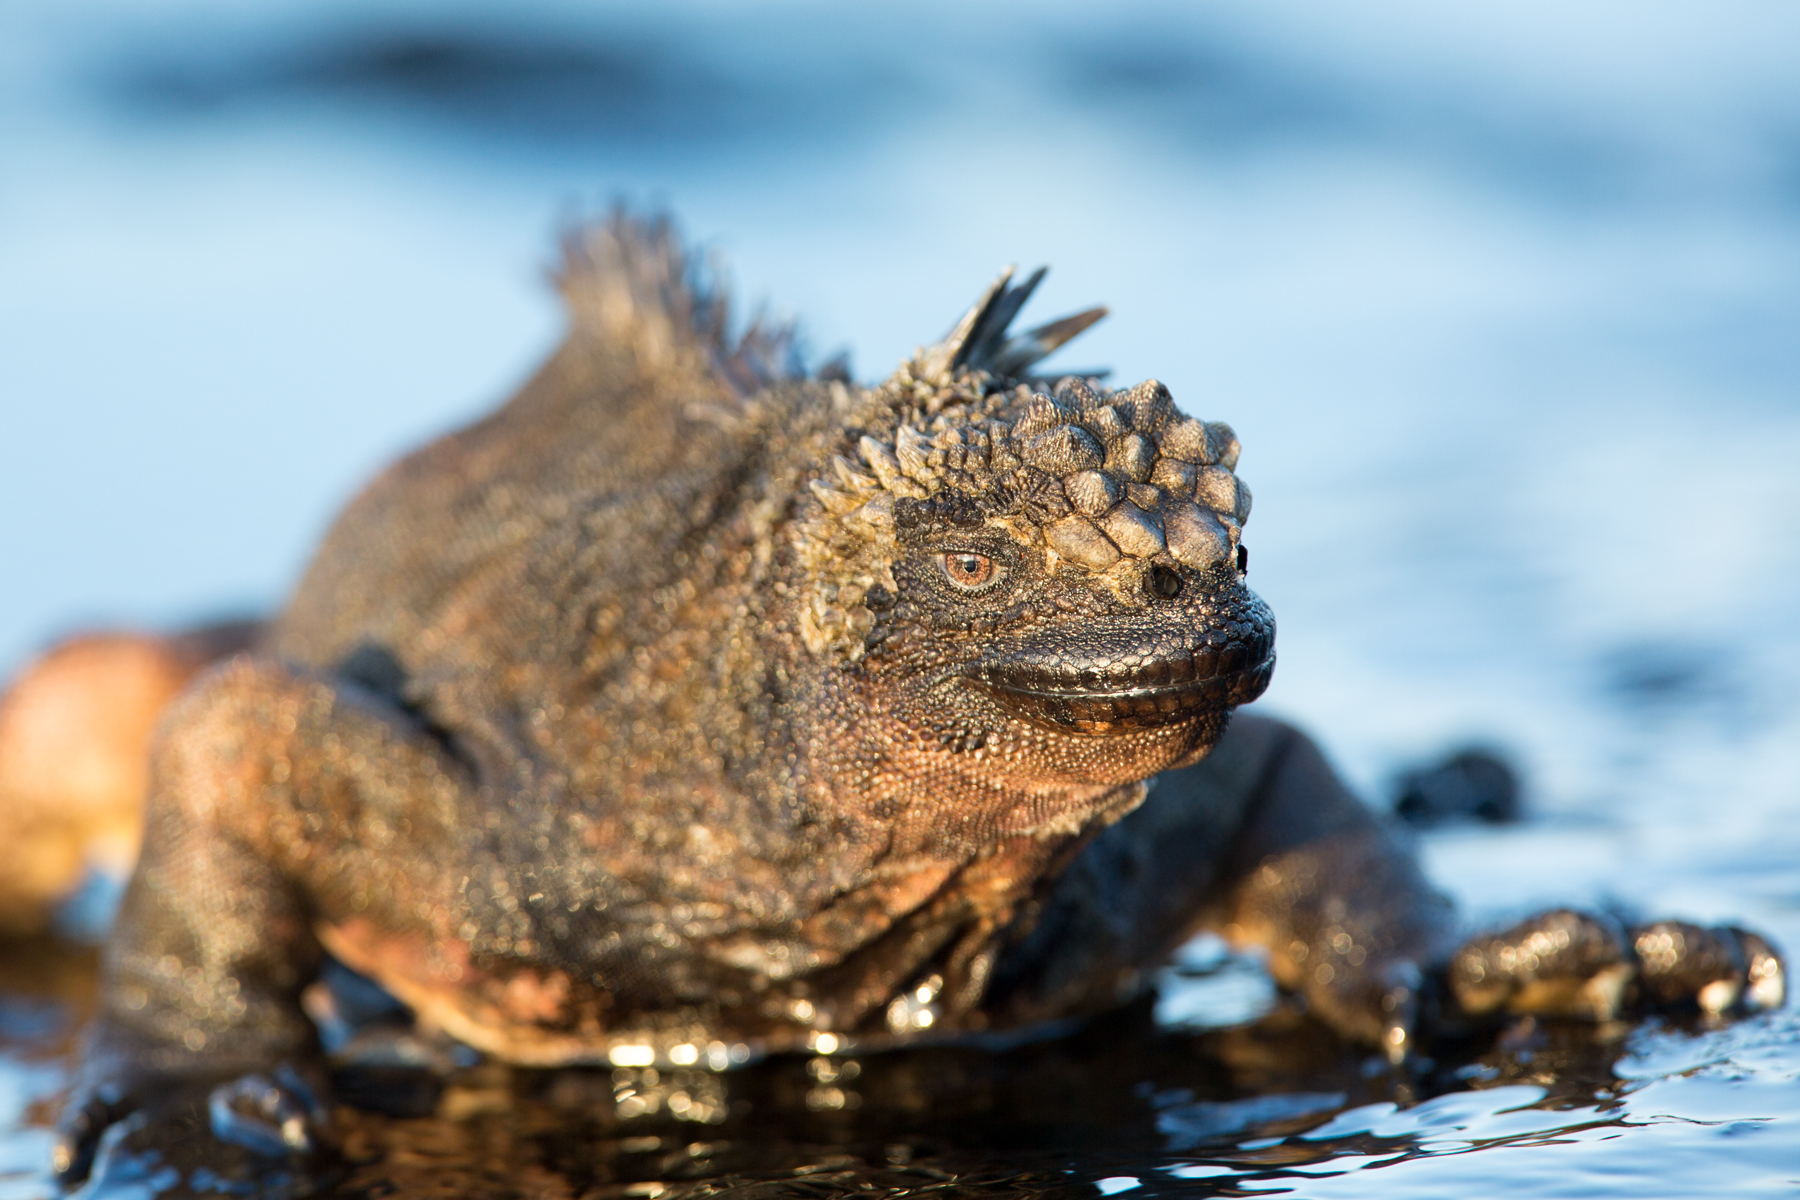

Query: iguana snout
968;588;1274;734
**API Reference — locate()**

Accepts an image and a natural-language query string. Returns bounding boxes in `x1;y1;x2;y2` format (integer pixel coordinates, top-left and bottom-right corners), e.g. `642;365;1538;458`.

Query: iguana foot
56;1063;335;1196
1448;908;1785;1023
1633;921;1786;1014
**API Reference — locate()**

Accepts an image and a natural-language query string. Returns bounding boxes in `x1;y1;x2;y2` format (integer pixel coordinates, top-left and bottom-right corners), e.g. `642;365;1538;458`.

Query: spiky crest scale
557;209;804;398
919;266;1110;383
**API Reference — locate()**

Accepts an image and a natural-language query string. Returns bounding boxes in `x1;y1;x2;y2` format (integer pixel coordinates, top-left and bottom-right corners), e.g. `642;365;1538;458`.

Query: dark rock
1393;748;1521;826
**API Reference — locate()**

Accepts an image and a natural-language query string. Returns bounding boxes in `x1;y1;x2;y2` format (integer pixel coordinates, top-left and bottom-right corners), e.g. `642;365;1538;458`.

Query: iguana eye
940;551;1000;591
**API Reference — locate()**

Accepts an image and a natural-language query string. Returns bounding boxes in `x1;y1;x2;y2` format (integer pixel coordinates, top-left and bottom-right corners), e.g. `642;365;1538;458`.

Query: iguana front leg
984;714;1452;1055
1200;718;1453;1058
55;656;476;1187
1185;720;1785;1050
989;715;1784;1058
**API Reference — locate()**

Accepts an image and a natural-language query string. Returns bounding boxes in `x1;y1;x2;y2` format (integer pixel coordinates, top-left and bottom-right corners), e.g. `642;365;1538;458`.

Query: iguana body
26;215;1780;1189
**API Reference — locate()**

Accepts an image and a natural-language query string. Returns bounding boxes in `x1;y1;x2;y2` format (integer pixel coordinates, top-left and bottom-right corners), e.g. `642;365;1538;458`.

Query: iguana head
797;268;1274;803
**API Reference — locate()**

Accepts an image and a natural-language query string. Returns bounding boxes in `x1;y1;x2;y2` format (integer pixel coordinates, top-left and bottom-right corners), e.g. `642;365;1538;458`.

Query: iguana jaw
964;590;1275;735
972;646;1274;734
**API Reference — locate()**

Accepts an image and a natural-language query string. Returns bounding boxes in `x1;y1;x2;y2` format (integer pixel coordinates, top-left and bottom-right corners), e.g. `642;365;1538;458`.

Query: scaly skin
41;214;1783;1189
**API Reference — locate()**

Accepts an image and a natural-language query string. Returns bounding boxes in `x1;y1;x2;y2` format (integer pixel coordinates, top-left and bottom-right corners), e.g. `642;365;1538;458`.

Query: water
3;1;1799;1195
4;936;1799;1198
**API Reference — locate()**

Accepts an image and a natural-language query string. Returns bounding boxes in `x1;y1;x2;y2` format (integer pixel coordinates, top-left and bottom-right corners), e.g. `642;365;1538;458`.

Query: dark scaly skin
51;214;1785;1187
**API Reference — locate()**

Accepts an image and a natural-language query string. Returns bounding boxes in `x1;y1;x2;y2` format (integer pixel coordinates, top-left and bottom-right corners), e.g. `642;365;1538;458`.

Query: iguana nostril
1149;565;1183;601
1237;545;1248;576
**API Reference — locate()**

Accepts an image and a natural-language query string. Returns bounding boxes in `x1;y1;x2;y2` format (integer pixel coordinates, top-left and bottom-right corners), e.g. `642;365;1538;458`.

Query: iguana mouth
970;625;1275;734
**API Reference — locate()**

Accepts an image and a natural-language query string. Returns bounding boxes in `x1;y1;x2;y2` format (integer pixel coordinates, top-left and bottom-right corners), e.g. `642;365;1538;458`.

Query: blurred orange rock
0;623;258;932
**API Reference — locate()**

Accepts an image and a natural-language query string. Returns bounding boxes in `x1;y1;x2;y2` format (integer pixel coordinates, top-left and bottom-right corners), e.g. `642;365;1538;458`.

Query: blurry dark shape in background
100;18;917;151
1393;746;1522;827
1598;641;1748;722
85;10;1664;212
1065;38;1641;208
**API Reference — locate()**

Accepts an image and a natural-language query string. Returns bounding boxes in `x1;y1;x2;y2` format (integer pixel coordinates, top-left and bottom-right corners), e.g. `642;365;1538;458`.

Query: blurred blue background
4;0;1799;931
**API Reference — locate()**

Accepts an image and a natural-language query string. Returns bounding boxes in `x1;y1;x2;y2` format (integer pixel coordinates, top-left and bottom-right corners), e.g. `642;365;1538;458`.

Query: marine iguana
26;213;1782;1186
